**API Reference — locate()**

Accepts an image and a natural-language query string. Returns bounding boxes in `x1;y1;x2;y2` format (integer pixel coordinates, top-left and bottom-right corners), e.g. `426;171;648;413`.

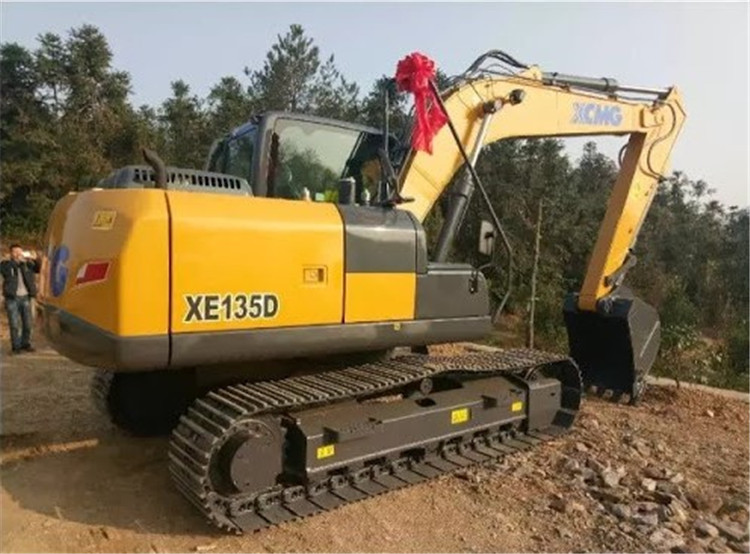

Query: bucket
563;287;660;403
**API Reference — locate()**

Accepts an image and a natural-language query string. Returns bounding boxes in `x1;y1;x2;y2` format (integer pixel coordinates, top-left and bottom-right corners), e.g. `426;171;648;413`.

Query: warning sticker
91;210;117;230
451;407;470;425
316;444;335;460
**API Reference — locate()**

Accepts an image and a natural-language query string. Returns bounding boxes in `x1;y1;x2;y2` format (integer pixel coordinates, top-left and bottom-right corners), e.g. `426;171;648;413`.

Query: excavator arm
398;65;686;309
396;55;686;400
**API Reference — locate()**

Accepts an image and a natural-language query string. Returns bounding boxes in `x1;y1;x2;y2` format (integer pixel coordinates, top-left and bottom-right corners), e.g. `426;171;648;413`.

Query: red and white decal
75;261;110;286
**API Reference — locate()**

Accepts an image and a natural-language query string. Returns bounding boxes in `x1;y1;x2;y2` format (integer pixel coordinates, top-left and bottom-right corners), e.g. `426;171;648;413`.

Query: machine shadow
0;432;222;536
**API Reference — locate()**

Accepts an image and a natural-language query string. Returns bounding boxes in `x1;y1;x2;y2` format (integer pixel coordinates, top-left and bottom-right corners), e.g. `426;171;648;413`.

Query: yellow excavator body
36;49;685;534
42;189;170;337
41;184;489;370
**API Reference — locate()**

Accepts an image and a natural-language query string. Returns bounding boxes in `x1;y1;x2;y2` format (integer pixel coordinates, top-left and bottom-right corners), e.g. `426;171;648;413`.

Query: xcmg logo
571;103;623;126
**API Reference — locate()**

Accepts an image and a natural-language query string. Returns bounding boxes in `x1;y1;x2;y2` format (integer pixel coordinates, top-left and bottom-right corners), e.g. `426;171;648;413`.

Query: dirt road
1;342;748;553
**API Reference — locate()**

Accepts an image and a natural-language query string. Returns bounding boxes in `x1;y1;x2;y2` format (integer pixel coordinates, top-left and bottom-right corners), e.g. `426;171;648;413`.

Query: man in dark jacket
1;244;41;354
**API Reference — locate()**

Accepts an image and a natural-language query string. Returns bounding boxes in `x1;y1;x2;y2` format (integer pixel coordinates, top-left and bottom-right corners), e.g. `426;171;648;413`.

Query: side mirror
478;220;496;257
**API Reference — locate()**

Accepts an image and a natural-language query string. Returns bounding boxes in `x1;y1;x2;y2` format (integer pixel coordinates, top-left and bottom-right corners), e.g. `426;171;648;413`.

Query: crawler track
168;348;581;533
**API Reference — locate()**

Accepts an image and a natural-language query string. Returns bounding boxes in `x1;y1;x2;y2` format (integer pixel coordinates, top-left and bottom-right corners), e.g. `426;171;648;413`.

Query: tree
1;26;144;237
0;42;54;235
309;55;359;120
206;76;254;138
245;24;361;121
34;32;67;117
159;80;209;167
60;25;137;183
246;24;320;113
360;75;408;131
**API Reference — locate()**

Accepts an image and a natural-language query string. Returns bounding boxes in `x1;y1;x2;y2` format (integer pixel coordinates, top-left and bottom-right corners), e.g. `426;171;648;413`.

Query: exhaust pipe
142;148;168;189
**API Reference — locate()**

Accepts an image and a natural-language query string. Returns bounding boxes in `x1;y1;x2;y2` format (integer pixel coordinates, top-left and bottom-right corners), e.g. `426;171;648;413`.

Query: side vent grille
99;165;252;196
132;167;246;191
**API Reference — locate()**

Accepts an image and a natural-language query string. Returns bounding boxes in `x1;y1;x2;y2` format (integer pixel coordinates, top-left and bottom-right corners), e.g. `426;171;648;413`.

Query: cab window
223;129;256;182
270;119;384;203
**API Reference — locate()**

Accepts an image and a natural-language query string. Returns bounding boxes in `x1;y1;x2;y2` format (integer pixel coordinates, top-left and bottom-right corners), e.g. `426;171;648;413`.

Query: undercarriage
95;348;582;533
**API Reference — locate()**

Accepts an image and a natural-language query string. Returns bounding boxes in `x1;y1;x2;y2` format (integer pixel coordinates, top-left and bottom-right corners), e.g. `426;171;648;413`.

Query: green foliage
159;80;210;167
206;76;253;139
1;26;141;236
246;24;320;113
245;24;359;120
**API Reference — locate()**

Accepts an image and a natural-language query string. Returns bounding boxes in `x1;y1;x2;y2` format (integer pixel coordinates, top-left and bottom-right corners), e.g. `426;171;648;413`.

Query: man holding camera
1;244;41;354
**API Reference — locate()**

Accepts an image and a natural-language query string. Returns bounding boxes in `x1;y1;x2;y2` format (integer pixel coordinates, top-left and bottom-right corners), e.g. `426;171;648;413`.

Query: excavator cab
206;112;400;205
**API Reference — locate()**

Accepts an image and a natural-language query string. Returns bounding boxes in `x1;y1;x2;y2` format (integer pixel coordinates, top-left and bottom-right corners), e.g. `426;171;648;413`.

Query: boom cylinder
434;103;500;262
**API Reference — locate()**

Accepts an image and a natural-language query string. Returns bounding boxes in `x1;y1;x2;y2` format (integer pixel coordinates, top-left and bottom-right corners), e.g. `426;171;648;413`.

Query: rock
610;503;632;520
707;538;730;553
695;520;720;538
630;501;661;527
681;539;708;553
582;417;600;430
642;478;658;492
649;528;686;551
687;490;724;514
632;511;660;527
569;501;586;513
636;523;657;535
550;496;585;513
712;520;749;543
657;482;686;500
726;509;750;527
654;491;680;506
727;541;749;553
579;468;598;485
591;487;629;505
635;501;662;513
718;498;749;517
664;520;686;534
632;439;652;457
705;409;715;418
661;501;689;524
689;491;725;514
193;545;217;553
670;472;685;485
562;457;581;473
645;466;675;481
550;496;567;512
587;458;608;474
456;470;481;484
575;442;589;453
601;468;623;488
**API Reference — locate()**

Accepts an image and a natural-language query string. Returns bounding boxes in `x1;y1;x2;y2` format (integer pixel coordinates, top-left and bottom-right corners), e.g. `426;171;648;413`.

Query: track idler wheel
210;417;283;495
563;287;660;404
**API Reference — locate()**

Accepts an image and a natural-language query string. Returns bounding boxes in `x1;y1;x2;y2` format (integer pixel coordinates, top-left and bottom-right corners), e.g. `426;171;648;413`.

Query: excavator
37;50;685;533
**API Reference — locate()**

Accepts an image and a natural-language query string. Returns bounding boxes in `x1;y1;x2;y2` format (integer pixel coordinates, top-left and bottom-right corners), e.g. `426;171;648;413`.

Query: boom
397;64;686;312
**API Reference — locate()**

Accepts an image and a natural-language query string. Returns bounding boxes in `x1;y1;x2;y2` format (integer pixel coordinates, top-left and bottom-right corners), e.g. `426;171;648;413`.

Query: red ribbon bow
395;52;447;154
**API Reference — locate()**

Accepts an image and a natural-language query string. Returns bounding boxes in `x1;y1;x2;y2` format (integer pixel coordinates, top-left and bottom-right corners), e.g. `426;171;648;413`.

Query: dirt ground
1;332;748;553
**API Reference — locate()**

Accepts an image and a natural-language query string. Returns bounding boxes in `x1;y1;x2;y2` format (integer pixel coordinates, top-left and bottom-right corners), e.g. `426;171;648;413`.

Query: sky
1;2;748;207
